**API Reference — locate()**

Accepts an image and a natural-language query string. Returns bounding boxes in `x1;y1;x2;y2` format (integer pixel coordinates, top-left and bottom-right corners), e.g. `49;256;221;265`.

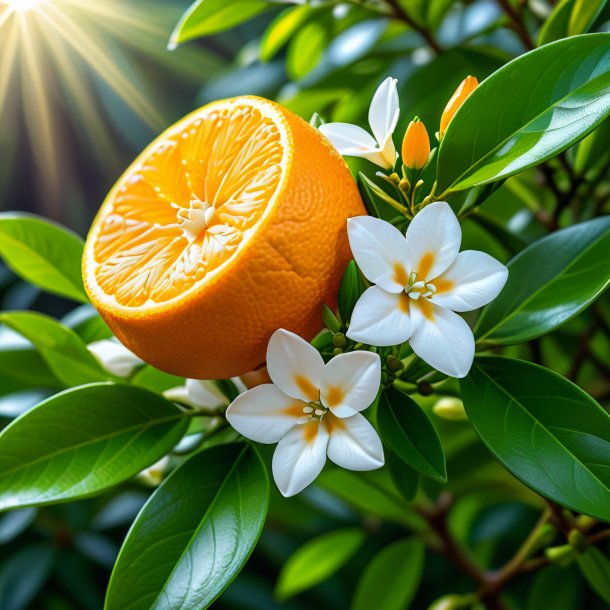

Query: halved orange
83;96;365;379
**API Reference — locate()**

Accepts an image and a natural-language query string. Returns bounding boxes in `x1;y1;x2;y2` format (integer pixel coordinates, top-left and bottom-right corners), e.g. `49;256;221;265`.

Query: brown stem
588;529;610;546
384;0;442;53
496;0;535;49
417;493;488;585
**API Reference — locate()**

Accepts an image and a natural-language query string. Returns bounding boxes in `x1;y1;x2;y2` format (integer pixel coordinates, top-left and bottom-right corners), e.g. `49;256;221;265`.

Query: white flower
164;377;246;412
346;202;508;378
319;77;399;169
87;339;143;377
226;329;384;497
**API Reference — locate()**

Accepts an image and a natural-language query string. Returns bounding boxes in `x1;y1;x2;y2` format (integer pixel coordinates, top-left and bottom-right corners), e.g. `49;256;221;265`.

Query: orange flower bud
401;118;430;170
439;75;478;138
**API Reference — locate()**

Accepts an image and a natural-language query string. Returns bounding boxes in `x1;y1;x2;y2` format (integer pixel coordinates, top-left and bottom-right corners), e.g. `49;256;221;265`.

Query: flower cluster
347;202;508;378
226;330;384;497
222;74;509;497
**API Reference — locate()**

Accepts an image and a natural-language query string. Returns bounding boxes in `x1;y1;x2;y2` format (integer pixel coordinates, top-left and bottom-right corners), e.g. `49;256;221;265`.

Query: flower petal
347;216;411;292
320;351;381;417
347;286;412;346
87;339;143;377
319;122;377;153
187;379;227;407
406;201;461;281
409;300;475;378
267;329;325;402
325;413;384;471
319;123;392;168
225;384;306;443
272;419;329;497
431;250;509;312
163;379;226;411
368;77;399;148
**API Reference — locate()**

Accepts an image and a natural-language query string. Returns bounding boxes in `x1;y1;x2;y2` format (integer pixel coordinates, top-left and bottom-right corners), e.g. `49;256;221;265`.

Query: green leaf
0;383;188;510
169;0;271;48
578;547;610;603
377;388;447;483
0;348;61;397
338;260;365;326
574;117;610;174
318;468;426;530
569;0;608;37
260;5;314;62
106;443;268;610
0;213;87;303
475;216;610;345
461;356;610;522
386;450;419;501
527;565;581;610
275;528;365;600
62;305;113;343
436;34;610;195
537;0;575;46
0;544;56;610
286;16;331;81
351;538;424;610
357;172;385;218
322;304;341;334
0;311;110;386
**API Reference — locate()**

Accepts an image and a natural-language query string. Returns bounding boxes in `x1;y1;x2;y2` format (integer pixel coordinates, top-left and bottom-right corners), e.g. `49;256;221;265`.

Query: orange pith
83;96;366;379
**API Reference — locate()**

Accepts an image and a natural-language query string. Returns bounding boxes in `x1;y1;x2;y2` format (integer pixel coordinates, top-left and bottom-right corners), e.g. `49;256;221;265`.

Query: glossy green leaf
318;468;426;530
386;450;419;501
106;443;268;610
436;34;610;195
286;16;331;81
275;528;365;600
0;311;110;386
0;213;87;303
574;117;610;174
377;388;447;482
569;0;607;37
475;216;610;345
461;356;610;521
527;565;581;610
169;0;271;48
578;547;610;603
351;538;425;610
338;260;365;326
0;383;188;510
0;348;60;397
260;5;314;62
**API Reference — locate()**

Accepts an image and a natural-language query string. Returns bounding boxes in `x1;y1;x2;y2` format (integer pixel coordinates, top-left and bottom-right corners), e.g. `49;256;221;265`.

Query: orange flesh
92;104;284;307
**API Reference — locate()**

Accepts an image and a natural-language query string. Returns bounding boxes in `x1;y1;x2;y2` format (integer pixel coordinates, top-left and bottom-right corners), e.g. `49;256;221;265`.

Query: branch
417;493;488;586
496;0;535;49
384;0;442;54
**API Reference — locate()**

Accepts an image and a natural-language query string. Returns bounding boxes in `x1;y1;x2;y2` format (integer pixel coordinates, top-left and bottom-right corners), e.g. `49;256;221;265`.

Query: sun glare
3;0;45;12
0;0;209;205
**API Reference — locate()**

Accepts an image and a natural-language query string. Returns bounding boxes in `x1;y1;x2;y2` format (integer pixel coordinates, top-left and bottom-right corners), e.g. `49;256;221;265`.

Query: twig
496;0;535;49
384;0;442;53
417;493;488;586
478;509;551;603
